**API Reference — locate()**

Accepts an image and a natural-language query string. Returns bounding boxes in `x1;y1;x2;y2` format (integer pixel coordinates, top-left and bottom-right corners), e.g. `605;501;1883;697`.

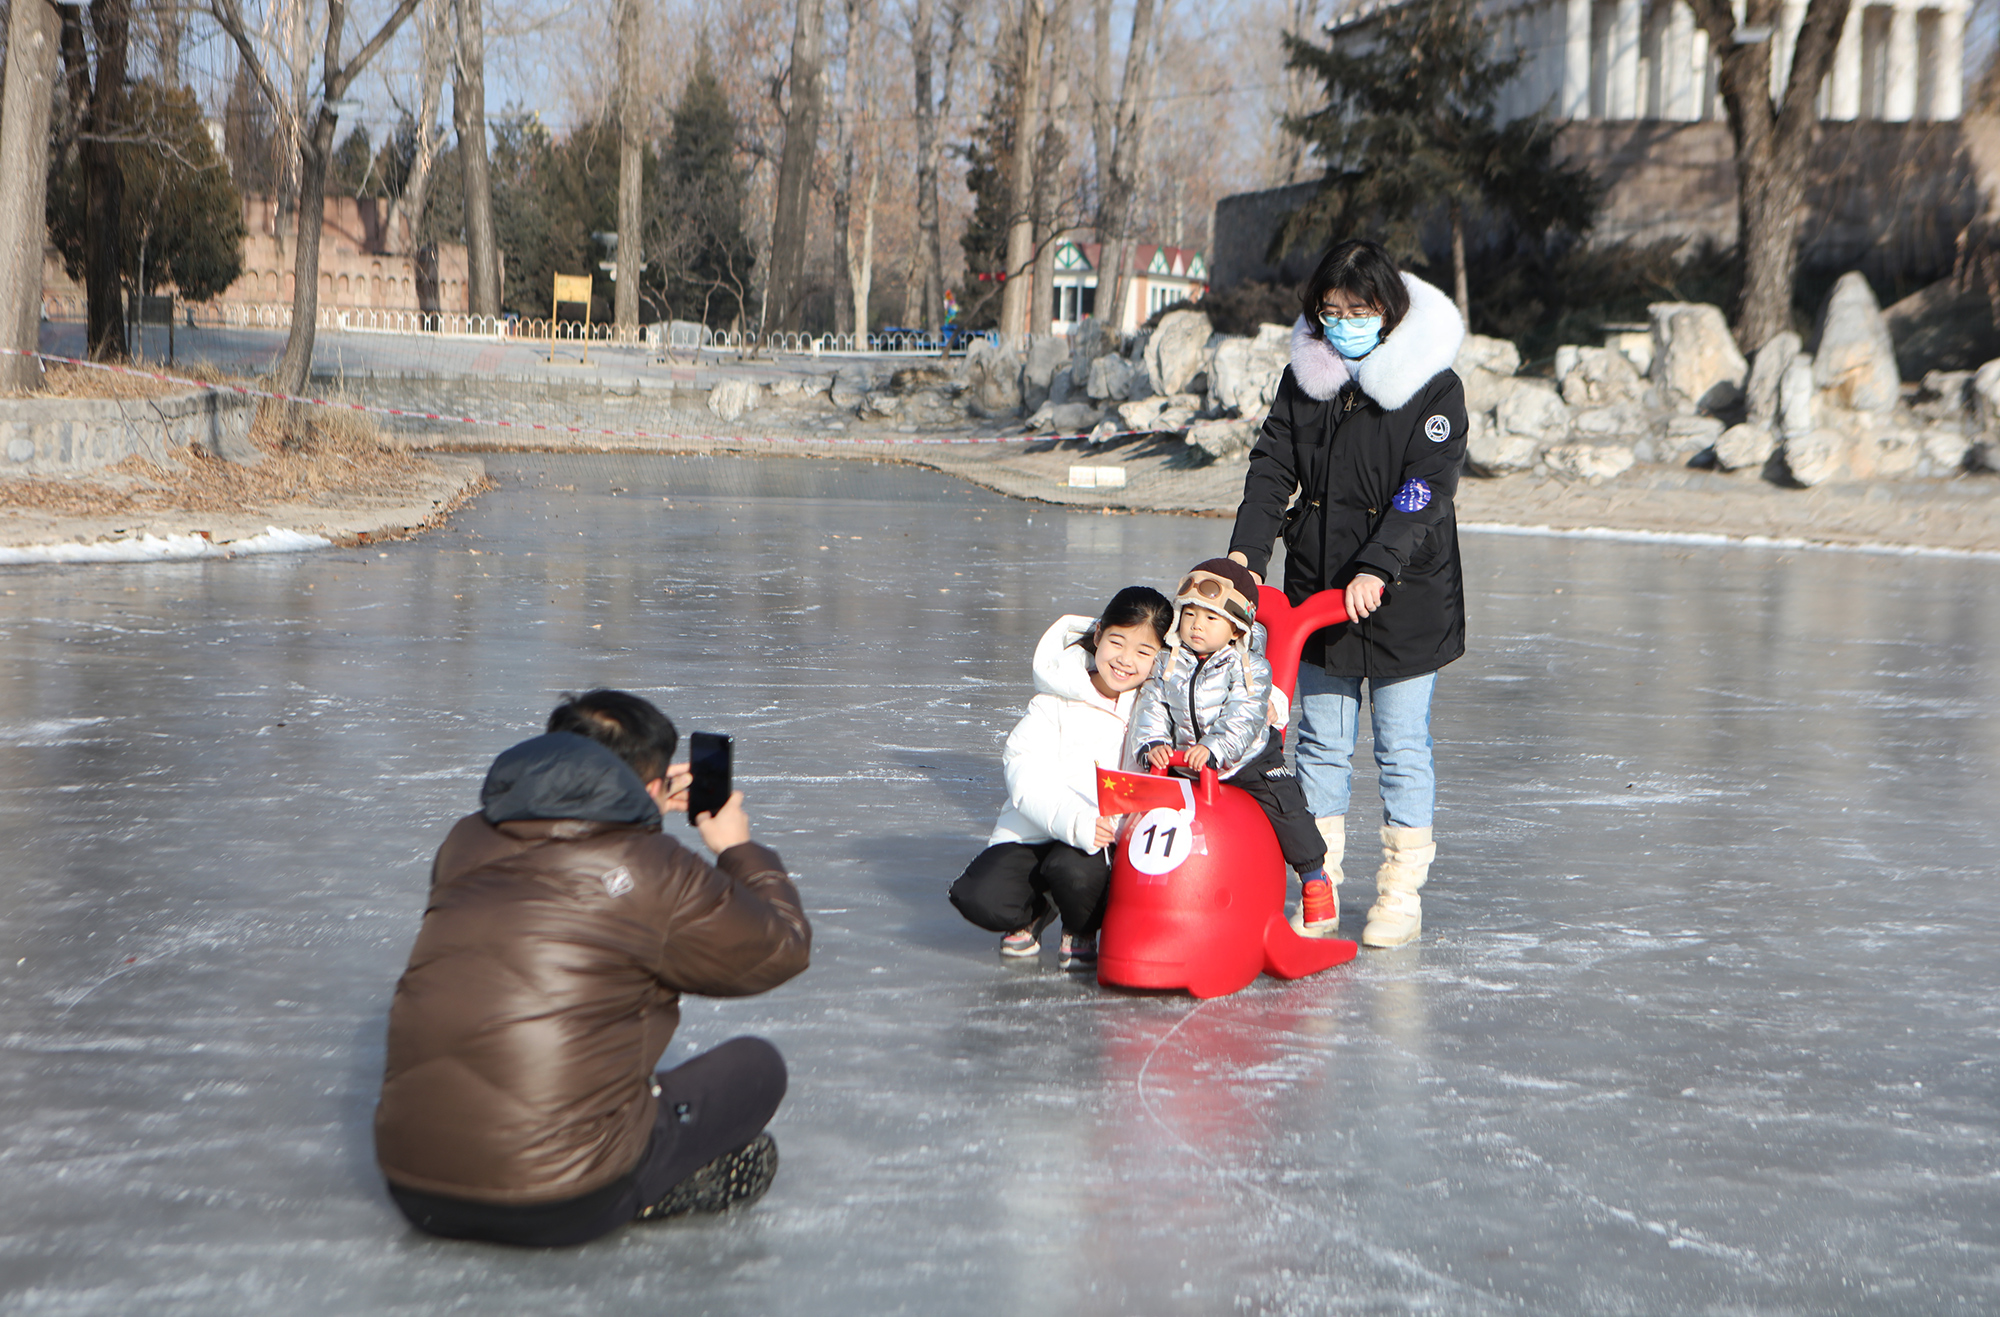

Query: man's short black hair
546;690;678;783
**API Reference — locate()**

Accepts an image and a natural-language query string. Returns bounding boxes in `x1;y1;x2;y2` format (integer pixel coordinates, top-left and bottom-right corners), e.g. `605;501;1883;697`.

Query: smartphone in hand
686;732;732;825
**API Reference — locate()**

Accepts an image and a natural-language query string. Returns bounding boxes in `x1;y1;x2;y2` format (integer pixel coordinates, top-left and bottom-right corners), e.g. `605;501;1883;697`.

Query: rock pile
819;278;1997;485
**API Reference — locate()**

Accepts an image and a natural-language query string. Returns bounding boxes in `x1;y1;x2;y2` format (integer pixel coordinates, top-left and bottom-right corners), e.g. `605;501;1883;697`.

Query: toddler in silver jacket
1132;559;1327;881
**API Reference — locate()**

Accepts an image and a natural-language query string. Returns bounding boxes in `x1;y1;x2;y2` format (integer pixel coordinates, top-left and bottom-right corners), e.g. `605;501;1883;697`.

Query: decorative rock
963;339;1024;416
1912;370;1973;424
1558;346;1646;409
1780;428;1848;486
830;367;874;410
1069;318;1118;371
1648;302;1747;412
1542;441;1636;483
1652;414;1725;466
1206;324;1291;417
1026;401;1104;435
1086;419;1123;444
707;378;762;421
1743;331;1802;427
1568;403;1654;440
1086;353;1149;403
858;390;903;420
1156;405;1198;432
1813;271;1902;413
1464;411;1540;476
1971;357;2000;431
1922;425;1972;471
1046;365;1075;406
1186;417;1261;459
1776;354;1816;440
1145;310;1213;397
1493;377;1571;447
1713;423;1776;472
1456;334;1521;416
1116;397;1171;431
1020;334;1070;411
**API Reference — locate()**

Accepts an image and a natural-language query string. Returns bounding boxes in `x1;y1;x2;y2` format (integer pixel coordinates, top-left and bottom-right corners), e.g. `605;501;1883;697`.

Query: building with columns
1332;0;1969;125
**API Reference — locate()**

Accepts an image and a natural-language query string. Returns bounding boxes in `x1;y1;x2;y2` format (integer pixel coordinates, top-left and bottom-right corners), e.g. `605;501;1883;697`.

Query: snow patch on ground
1462;521;2000;560
0;527;330;565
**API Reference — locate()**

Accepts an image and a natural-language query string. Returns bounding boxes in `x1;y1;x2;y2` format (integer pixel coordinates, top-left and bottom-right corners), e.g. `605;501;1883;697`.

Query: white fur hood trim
1289;272;1466;411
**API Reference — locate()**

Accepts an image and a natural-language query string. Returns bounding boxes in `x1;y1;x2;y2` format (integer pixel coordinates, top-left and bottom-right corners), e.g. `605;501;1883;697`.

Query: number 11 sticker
1127;806;1194;879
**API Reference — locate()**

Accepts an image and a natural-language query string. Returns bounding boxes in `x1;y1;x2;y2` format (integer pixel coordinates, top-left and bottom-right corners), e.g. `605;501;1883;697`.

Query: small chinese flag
1097;768;1188;816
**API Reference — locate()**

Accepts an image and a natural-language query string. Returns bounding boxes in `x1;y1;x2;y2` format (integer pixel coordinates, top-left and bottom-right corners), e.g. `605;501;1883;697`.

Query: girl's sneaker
1058;932;1097;972
1000;903;1056;958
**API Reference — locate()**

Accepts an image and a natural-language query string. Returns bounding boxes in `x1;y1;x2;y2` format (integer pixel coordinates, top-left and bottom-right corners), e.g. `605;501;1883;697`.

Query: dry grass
0;373;442;515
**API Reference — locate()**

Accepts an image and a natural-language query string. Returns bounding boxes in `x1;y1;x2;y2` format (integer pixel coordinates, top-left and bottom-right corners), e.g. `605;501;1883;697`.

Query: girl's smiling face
1089;620;1164;697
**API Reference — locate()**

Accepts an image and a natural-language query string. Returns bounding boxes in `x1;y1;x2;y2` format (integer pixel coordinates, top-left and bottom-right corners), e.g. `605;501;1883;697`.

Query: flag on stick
1097;768;1192;817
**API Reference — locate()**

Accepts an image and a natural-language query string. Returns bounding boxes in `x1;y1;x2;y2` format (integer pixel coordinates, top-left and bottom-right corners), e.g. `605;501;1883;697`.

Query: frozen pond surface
1;455;1995;1315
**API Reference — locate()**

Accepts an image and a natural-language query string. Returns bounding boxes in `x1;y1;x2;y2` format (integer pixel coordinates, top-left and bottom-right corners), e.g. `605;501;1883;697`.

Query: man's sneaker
1058;932;1097;972
636;1132;779;1221
1000;902;1056;958
1292;876;1340;937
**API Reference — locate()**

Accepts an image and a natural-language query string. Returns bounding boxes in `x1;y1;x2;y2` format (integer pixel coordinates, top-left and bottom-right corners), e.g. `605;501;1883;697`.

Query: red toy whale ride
1096;586;1360;999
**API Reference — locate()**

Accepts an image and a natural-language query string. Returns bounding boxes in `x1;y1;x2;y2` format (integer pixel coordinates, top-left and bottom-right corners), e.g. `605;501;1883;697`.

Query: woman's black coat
1228;299;1470;681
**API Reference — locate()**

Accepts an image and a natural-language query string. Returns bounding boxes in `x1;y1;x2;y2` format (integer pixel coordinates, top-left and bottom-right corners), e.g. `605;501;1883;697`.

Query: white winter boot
1361;825;1433;949
1290;815;1344;937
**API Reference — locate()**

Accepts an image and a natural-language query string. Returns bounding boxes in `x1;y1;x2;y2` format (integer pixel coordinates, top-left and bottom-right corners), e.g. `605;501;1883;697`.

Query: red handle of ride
1256;585;1351;704
1151;749;1218;806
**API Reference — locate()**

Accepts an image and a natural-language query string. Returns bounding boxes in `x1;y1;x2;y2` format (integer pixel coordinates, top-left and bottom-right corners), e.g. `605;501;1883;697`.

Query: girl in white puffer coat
949;586;1174;971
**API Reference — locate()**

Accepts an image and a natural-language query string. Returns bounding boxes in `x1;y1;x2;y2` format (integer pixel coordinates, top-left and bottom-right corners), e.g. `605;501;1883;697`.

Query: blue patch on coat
1393;478;1432;513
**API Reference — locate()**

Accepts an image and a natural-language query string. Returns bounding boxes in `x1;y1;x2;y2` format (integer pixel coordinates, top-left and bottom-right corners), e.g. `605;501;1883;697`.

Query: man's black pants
949;840;1111;937
387;1035;787;1247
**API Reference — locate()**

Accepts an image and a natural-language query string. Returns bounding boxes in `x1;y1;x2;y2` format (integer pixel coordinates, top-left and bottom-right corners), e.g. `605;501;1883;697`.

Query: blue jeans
1294;668;1437;829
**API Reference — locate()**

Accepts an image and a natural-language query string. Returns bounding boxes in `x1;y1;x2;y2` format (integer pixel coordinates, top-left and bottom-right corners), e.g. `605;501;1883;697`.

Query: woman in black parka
1227;239;1467;950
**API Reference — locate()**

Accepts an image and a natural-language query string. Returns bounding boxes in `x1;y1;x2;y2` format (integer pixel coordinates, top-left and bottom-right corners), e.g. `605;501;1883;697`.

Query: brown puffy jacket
374;732;811;1205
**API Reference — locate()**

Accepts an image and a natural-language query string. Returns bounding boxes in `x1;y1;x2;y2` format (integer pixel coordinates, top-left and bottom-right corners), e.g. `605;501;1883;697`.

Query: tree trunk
613;0;644;336
1031;0;1071;339
999;0;1044;346
455;0;500;318
384;0;449;255
1690;0;1851;351
0;0;59;391
1449;198;1468;324
271;108;339;389
76;0;132;361
848;150;878;337
909;0;937;330
766;0;826;333
833;0;860;336
1095;0;1159;336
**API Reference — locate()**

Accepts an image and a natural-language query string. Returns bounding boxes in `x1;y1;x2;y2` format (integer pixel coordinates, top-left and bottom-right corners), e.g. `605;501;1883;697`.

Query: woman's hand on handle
1226;551;1263;587
1345;573;1386;621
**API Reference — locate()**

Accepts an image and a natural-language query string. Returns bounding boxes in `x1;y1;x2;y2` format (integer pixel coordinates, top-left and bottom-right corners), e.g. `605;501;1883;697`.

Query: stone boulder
1456;334;1521;415
1069;318;1118;371
1969;357;2000;431
1646;414;1725;466
1186;417;1262;460
1021;334;1071;411
1884;276;2000;378
1713;423;1776;472
1045;365;1076;406
1466;377;1566;475
1145;309;1213;397
962;339;1024;416
1777;354;1816;441
1117;397;1171;431
1780;428;1848;486
1086;353;1149;403
830;366;876;410
1743;331;1801;428
1568;403;1655;441
1206;323;1292;417
707;378;761;421
1542;441;1636;483
1649;302;1747;412
1558;346;1647;409
1813;272;1902;413
1024;400;1104;435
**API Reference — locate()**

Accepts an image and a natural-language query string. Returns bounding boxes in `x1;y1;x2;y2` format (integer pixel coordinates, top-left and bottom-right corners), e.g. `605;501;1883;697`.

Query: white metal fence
41;294;994;357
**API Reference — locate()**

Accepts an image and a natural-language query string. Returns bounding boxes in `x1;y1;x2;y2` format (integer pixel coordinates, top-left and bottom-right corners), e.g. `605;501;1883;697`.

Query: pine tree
650;46;752;329
1279;0;1599;320
954;55;1018;332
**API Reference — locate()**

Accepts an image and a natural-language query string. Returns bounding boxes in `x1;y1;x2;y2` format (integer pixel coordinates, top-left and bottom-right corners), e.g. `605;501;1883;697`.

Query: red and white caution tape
1;348;1145;449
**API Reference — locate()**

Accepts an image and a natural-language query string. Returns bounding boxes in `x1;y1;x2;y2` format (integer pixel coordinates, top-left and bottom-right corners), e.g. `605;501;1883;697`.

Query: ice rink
1;455;1995;1314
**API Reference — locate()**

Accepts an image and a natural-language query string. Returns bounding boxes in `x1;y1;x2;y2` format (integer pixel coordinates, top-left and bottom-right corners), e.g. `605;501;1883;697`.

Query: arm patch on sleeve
1424;414;1451;442
1393;478;1432;512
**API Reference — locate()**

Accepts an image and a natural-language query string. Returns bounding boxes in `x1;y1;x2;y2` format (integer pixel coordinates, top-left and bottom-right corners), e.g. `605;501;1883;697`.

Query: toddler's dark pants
950;840;1111;937
1228;738;1327;874
387;1036;787;1247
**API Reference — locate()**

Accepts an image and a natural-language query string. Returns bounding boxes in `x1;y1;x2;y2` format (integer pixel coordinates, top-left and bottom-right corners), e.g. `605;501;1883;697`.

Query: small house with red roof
1049;240;1208;335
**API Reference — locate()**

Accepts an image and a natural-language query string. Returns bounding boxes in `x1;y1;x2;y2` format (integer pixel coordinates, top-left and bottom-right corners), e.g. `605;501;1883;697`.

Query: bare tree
765;0;827;332
997;0;1044;344
1092;0;1164;333
209;0;421;389
1030;0;1073;338
613;0;646;335
0;0;61;389
833;0;881;336
1687;0;1852;352
452;0;499;317
907;0;962;332
382;0;450;256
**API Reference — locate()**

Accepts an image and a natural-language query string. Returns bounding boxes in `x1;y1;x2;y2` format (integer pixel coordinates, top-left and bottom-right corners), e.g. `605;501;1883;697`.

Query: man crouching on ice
374;689;810;1247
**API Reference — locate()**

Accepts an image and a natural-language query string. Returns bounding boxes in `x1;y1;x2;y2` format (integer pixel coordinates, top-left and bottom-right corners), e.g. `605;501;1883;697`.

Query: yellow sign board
551;273;593;362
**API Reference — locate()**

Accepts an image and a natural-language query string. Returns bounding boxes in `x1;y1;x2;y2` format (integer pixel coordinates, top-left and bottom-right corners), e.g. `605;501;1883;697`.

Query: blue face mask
1321;314;1383;359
